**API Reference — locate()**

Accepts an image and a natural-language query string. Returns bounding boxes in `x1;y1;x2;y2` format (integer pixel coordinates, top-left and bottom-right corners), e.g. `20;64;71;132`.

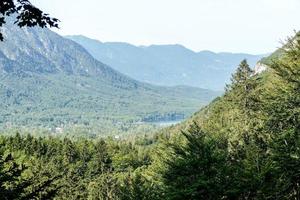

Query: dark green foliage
0;0;59;41
160;123;229;200
147;32;300;199
0;152;60;199
0;153;27;200
0;29;299;200
0;133;157;199
264;32;300;199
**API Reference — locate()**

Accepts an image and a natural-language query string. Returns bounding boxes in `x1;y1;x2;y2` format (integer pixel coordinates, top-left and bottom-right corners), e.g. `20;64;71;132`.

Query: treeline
0;133;157;199
0;33;299;199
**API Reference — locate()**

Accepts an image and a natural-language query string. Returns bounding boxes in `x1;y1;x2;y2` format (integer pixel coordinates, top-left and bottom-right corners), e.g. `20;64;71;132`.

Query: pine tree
160;123;229;200
226;59;254;92
0;153;60;199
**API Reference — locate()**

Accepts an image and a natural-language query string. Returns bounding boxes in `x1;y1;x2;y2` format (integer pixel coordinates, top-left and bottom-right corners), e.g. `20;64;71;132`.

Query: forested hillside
67;35;266;90
151;32;300;199
0;20;219;135
0;32;298;199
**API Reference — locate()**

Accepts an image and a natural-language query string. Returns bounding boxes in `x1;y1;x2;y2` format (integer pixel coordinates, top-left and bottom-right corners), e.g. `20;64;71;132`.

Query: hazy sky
31;0;300;54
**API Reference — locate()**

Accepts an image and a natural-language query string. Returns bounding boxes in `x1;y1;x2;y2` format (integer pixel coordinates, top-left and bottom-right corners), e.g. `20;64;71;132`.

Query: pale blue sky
31;0;300;54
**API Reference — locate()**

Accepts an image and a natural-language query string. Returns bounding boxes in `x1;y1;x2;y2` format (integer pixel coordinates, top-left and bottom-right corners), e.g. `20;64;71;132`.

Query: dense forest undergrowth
0;33;299;199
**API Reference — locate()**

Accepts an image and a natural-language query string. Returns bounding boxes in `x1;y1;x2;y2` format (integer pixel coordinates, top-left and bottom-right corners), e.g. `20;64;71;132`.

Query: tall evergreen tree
226;59;254;92
160;123;230;200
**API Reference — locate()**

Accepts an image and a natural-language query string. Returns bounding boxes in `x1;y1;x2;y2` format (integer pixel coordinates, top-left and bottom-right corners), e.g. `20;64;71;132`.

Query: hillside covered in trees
0;19;219;136
0;32;299;199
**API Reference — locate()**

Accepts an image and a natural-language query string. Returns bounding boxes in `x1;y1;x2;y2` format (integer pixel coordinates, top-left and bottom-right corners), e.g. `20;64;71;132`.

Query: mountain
0;20;220;134
66;35;267;90
159;46;282;137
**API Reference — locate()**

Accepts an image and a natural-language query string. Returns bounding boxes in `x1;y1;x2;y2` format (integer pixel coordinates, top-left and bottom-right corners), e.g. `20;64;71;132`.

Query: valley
0;20;220;136
0;1;298;198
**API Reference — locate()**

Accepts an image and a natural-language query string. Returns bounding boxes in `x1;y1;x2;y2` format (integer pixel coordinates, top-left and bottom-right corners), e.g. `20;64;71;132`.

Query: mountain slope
147;32;300;200
260;32;300;66
158;46;283;138
66;35;267;90
0;21;219;134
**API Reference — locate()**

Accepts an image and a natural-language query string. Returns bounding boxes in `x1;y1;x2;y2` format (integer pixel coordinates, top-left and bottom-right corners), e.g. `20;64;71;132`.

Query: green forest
0;1;299;199
0;32;299;199
0;16;219;136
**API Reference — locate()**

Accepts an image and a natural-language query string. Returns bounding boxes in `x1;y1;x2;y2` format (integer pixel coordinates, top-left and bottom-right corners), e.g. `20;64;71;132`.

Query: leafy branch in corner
0;0;59;41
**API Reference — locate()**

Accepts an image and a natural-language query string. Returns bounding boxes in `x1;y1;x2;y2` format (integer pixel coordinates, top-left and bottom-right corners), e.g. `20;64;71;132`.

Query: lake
145;120;183;127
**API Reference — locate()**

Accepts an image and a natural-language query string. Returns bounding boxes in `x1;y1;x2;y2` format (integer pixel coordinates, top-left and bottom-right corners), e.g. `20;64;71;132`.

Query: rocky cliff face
253;62;268;75
0;20;131;84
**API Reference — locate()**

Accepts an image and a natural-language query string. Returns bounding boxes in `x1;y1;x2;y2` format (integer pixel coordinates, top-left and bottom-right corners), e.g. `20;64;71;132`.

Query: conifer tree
226;59;253;92
160;123;229;200
0;153;60;199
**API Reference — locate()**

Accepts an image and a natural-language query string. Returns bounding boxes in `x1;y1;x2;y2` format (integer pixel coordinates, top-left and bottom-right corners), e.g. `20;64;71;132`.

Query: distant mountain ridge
0;20;219;134
67;35;267;90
